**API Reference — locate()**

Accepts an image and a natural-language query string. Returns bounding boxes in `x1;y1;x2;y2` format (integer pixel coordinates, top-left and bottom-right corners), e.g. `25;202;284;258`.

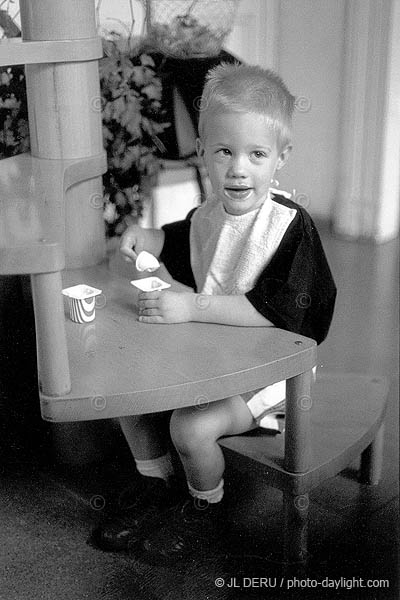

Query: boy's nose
227;157;248;178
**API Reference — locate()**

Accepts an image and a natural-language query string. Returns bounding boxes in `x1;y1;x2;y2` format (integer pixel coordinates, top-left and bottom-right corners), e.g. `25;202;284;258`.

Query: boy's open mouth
224;187;253;200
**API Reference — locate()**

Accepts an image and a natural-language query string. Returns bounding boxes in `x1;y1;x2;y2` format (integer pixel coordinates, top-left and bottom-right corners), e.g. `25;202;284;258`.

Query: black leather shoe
89;475;184;552
141;496;226;563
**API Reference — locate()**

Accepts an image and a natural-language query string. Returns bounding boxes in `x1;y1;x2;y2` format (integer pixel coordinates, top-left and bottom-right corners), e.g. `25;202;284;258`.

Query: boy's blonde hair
198;62;295;152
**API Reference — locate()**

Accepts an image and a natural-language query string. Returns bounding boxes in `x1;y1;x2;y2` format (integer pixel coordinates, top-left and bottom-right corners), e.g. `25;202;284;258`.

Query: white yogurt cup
130;277;171;292
62;284;103;323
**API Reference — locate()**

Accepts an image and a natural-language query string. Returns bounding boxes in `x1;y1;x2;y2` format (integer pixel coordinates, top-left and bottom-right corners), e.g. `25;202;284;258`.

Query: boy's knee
170;408;212;453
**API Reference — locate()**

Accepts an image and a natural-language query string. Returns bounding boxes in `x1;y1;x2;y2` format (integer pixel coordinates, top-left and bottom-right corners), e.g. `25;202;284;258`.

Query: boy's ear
196;137;205;159
276;145;292;171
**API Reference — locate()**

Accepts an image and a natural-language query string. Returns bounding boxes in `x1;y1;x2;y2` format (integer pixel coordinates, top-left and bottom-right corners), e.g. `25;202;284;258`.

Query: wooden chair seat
220;371;390;563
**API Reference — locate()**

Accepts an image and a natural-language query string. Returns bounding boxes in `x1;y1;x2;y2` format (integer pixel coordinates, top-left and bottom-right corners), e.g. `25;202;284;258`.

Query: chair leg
282;491;309;564
360;424;385;485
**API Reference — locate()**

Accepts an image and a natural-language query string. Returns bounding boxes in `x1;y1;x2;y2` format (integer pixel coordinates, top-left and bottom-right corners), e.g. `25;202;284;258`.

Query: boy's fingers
138;291;160;301
120;246;138;262
138;315;164;324
140;308;159;316
120;232;139;261
138;298;158;308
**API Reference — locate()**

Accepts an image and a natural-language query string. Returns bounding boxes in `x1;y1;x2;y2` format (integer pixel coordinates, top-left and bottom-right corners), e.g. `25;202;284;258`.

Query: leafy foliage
100;37;170;236
0;65;30;158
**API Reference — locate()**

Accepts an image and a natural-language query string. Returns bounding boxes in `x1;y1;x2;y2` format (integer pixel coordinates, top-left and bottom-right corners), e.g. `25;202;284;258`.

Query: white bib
189;192;297;428
190;193;296;295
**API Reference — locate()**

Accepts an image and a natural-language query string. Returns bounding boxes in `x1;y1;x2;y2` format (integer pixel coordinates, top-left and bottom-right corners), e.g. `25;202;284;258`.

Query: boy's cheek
207;164;225;185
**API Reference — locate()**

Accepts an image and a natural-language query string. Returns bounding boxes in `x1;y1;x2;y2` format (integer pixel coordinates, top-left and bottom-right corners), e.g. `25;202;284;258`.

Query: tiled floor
0;230;398;600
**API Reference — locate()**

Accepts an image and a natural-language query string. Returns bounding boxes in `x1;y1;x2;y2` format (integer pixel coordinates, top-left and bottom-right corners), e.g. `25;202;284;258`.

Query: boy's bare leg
170;395;255;491
119;414;169;460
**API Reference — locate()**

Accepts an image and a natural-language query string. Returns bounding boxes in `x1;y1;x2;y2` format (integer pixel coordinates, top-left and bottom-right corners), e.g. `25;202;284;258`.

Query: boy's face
197;111;291;216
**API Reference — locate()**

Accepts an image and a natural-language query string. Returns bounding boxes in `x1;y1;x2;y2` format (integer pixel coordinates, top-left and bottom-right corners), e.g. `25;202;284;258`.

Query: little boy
91;63;336;559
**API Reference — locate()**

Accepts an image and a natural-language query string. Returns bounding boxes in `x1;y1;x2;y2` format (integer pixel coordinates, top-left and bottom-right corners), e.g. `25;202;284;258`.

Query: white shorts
242;367;316;430
242;380;286;430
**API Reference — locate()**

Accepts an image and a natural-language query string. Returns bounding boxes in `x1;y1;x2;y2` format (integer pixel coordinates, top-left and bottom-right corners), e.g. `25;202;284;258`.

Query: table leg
31;272;71;396
284;369;313;473
360;423;385;485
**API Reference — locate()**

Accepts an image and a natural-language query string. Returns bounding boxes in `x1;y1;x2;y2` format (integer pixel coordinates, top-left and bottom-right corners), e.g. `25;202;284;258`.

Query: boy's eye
252;150;266;159
216;148;231;156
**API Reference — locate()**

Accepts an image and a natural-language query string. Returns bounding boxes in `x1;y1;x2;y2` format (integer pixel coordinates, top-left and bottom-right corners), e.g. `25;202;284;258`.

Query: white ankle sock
135;453;174;481
188;478;224;504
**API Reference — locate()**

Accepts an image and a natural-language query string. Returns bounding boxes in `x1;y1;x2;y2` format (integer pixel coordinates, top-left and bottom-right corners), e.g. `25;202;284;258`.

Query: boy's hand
120;224;146;263
137;291;193;324
138;291;274;327
120;225;166;264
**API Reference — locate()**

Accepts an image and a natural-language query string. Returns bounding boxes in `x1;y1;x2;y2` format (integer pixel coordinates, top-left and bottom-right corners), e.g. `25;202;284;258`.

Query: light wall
226;0;346;219
276;0;346;220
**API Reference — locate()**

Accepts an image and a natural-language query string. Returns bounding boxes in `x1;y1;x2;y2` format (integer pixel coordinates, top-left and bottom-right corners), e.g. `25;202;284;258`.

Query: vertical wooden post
283;369;313;563
360;424;385;485
30;272;71;396
19;0;105;268
284;370;313;473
